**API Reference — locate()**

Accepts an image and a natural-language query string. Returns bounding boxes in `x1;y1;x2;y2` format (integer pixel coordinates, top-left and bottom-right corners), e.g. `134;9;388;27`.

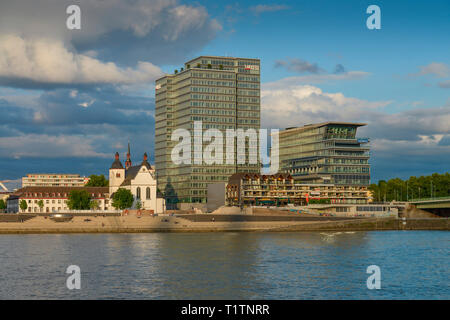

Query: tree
112;188;134;210
37;200;44;212
369;172;450;202
0;199;6;211
89;200;99;210
85;174;108;187
67;189;91;210
135;199;142;210
19;200;28;213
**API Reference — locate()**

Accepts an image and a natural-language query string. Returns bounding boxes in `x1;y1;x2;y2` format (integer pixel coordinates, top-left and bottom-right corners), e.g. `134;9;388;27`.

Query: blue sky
0;0;449;188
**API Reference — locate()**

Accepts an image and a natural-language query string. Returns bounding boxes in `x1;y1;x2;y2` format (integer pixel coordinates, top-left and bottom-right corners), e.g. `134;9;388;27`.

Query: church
109;144;165;213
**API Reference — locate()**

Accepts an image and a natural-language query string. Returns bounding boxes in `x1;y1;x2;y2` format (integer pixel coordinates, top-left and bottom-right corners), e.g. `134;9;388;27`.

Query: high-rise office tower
275;122;370;186
155;56;261;205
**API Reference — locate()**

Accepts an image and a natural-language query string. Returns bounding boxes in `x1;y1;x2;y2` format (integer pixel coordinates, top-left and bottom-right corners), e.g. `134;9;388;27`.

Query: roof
110;159;124;169
120;162;155;187
185;55;260;65
25;173;82;177
141;159;152;170
274;122;367;135
156;56;261;81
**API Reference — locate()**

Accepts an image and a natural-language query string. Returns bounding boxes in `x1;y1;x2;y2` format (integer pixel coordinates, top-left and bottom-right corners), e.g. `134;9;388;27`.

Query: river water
0;231;448;299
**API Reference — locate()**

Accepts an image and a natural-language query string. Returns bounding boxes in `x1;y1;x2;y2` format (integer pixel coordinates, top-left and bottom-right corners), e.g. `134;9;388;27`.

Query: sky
0;0;449;189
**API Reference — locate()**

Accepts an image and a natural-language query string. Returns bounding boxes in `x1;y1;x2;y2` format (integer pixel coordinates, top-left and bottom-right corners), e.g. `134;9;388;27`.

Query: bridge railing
410;196;450;202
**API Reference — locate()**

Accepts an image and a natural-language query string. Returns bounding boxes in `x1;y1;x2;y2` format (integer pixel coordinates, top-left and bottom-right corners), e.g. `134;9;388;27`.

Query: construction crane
0;180;12;192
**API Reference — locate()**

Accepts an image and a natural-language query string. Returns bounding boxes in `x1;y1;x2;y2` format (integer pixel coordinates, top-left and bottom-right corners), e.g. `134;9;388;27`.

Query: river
0;231;448;299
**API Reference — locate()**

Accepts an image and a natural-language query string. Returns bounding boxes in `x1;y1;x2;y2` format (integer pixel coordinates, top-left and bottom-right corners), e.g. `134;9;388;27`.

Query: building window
146;187;151;199
116;173;121;178
136;187;141;199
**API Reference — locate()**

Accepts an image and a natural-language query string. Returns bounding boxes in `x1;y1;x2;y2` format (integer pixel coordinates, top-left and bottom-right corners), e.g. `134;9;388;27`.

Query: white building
109;149;165;213
7;186;109;213
22;174;89;187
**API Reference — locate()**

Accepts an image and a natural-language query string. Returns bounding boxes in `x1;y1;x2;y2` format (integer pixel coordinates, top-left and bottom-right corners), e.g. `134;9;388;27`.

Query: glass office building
275;122;370;186
155;56;261;205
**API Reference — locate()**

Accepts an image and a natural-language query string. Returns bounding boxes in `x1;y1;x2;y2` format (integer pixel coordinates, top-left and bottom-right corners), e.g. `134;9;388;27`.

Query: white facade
109;152;165;213
126;165;158;210
7;187;109;214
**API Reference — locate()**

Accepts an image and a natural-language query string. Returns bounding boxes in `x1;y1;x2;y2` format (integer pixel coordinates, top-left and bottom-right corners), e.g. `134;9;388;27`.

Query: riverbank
0;215;448;234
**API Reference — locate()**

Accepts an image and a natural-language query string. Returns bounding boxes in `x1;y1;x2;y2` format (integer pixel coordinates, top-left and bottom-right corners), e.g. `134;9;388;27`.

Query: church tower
125;141;132;170
109;152;125;194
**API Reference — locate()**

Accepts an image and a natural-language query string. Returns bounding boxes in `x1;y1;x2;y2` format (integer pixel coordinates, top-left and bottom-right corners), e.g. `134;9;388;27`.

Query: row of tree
369;172;450;202
17;188;136;213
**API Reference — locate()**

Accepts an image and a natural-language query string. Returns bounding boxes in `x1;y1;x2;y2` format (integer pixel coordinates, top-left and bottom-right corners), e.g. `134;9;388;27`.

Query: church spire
125;140;132;170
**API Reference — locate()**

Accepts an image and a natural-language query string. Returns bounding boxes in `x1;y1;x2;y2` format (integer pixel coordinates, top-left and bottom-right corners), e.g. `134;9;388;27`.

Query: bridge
409;197;450;217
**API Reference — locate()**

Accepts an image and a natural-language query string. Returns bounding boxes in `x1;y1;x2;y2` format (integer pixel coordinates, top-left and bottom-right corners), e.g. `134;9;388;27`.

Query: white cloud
260;83;388;128
0;34;163;86
1;0;221;63
79;100;95;108
371;136;450;158
439;80;450;88
413;62;450;78
250;4;290;15
261;79;450;158
263;71;370;89
166;5;222;41
0;134;109;159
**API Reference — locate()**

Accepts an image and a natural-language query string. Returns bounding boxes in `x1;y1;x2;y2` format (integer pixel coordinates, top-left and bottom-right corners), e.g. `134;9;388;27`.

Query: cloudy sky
0;0;449;187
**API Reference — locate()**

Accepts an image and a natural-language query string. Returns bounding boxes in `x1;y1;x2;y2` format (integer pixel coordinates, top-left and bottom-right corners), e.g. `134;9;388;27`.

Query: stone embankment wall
274;217;449;231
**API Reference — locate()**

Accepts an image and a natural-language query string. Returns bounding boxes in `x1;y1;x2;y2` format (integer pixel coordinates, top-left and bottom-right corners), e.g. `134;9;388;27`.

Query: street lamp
406;181;408;202
430;181;433;199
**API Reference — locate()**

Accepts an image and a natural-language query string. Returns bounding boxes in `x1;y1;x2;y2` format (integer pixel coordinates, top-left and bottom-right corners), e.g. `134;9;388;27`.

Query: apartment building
22;174;89;187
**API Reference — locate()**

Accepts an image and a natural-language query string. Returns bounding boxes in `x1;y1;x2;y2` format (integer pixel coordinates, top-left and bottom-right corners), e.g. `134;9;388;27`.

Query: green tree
89;200;99;210
0;199;6;211
85;174;108;187
370;172;450;202
19;200;28;213
112;188;134;210
67;189;91;210
135;199;142;210
37;200;44;212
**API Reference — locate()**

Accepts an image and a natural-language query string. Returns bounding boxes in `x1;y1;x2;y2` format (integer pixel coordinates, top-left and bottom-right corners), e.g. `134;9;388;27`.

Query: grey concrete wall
207;183;227;212
178;203;207;212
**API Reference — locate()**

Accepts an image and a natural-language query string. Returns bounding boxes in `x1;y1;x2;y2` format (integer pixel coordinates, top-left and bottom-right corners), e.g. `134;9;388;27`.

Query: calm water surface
0;231;448;299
